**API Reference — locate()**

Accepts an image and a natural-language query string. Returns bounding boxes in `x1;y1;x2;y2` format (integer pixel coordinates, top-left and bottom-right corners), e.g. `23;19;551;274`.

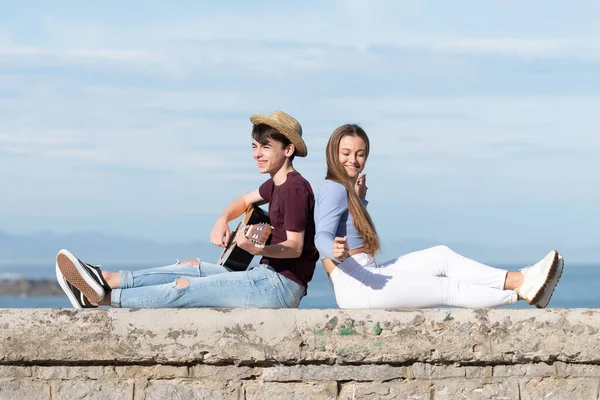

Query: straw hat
250;110;307;157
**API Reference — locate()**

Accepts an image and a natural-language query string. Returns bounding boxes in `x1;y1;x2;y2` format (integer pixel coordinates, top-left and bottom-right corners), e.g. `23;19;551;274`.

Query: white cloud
0;45;161;63
3;5;598;82
1;2;599;246
0;133;79;146
315;93;600;196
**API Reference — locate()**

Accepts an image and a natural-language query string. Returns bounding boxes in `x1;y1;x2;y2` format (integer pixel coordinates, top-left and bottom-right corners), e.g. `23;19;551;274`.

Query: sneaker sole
55;265;82;309
530;250;559;305
535;255;564;309
56;249;105;303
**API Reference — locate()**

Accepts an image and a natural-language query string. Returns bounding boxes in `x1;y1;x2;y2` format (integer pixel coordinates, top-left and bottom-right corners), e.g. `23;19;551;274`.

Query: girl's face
338;135;367;180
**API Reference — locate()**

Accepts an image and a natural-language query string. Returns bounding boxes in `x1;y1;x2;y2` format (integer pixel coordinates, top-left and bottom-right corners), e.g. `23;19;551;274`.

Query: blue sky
1;1;599;259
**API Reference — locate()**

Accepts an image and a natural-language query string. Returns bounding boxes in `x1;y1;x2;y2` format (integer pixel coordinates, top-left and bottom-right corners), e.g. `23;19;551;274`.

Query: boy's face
252;137;292;175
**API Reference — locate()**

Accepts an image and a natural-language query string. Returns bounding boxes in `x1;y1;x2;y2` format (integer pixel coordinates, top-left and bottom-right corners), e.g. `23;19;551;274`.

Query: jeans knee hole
177;259;199;267
174;278;190;289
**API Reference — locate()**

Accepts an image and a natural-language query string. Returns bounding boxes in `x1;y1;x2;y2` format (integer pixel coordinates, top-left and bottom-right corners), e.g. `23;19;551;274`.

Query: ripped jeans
110;260;305;308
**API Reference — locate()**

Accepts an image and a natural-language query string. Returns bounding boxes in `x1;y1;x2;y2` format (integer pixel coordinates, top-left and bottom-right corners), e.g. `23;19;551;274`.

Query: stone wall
1;308;599;399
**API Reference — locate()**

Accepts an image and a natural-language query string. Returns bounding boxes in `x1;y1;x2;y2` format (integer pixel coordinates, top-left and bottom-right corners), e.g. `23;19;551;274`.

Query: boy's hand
210;217;230;248
332;236;349;261
235;228;259;255
355;174;367;199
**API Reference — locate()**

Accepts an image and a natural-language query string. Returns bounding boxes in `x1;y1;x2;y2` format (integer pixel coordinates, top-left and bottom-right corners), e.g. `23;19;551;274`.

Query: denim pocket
244;266;302;308
275;276;304;308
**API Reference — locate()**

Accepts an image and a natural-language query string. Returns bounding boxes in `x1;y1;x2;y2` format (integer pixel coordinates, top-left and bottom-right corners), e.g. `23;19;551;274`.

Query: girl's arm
314;181;348;262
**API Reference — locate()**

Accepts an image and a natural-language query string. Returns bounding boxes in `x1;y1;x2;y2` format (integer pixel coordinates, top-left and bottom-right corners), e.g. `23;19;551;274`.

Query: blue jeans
110;260;306;308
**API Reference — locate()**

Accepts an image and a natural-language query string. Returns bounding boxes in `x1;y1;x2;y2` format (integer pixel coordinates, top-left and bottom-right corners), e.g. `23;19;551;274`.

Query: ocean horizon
0;263;598;309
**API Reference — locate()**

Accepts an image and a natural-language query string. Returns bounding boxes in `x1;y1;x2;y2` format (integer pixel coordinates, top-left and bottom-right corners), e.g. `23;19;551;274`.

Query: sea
0;263;598;309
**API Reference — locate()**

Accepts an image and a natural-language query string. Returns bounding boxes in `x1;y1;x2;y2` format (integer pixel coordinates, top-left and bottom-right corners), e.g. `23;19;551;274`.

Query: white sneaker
534;254;564;308
515;250;559;305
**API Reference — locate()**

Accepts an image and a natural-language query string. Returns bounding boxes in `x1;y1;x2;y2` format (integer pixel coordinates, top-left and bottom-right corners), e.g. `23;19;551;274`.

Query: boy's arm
210;189;264;248
236;185;310;259
236;229;304;259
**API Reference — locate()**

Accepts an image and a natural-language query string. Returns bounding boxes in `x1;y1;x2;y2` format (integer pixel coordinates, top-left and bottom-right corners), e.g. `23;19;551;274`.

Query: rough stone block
519;377;600;400
408;363;465;379
464;366;492;378
0;379;50;400
0;366;32;378
338;381;431;400
555;362;600;377
32;366;103;380
493;363;555;378
244;381;338;400
432;379;519;399
525;362;556;377
136;380;241;400
54;380;134;400
192;365;256;380
114;365;189;379
261;364;405;382
493;364;528;377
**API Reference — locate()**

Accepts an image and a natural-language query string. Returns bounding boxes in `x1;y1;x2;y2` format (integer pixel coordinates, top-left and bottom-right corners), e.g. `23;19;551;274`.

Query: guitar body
216;204;271;271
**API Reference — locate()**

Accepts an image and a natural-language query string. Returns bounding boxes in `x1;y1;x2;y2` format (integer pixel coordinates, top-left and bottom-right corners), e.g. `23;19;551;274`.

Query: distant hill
0;231;597;277
378;239;600;267
0;231;222;269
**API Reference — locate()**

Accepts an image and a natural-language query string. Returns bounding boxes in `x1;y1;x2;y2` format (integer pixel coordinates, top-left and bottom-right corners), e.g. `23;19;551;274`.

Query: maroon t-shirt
258;171;319;290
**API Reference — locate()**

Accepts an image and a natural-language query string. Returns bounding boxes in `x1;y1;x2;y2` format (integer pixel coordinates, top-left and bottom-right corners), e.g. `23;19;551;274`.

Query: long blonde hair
325;124;380;256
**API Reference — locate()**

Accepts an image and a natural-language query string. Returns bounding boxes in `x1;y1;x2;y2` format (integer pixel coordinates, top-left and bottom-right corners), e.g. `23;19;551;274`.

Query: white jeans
329;245;518;308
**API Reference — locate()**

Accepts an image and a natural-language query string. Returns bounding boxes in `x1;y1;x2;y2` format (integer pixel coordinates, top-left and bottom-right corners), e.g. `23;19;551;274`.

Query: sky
1;1;599;259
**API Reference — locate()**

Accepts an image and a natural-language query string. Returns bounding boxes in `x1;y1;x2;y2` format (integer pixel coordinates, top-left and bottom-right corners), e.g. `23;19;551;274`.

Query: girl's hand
355;174;368;199
332;236;349;261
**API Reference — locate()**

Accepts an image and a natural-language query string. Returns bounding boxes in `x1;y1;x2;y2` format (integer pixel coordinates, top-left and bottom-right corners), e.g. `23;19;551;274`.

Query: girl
314;124;563;309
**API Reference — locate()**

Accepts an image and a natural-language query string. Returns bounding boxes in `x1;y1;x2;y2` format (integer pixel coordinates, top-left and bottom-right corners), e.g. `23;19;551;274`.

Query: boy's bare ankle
102;271;120;289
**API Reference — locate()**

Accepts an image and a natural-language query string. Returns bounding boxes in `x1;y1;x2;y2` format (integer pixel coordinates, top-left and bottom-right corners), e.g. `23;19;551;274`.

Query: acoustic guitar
216;204;272;271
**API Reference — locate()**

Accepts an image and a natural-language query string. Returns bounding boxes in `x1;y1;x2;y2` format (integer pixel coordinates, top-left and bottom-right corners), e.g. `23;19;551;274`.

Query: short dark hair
251;124;296;161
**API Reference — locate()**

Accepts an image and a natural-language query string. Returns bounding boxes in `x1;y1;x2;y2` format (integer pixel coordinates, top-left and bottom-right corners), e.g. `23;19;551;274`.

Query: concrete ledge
2;308;600;399
1;308;599;365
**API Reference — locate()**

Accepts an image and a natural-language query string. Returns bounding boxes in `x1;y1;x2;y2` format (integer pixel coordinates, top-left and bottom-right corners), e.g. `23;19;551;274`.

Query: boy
56;111;319;308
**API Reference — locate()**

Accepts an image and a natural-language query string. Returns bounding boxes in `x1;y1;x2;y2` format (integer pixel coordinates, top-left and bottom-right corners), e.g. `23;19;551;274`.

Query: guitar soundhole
217;204;271;271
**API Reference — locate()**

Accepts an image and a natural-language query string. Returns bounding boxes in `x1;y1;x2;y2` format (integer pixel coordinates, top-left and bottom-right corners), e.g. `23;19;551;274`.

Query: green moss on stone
339;328;358;336
372;323;382;335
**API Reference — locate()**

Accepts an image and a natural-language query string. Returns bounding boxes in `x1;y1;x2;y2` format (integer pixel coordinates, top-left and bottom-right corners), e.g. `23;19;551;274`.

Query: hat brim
250;114;307;157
